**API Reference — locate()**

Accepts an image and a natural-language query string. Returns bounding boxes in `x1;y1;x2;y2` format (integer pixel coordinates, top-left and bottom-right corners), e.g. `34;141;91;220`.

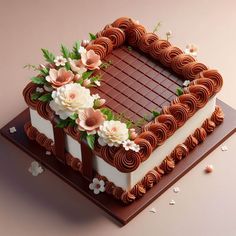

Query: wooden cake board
1;99;235;225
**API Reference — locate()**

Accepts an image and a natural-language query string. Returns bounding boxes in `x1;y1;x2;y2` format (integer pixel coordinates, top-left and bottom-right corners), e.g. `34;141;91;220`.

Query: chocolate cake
23;17;224;204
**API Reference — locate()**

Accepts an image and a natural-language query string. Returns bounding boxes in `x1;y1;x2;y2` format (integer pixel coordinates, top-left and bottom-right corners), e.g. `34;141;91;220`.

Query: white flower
92;93;100;99
49;83;95;120
122;140;140;152
28;161;44;176
54;56;67;67
89;178;105;194
79;46;87;54
184;44;198;57
9;127;17;133
43;84;53;92
97;120;129;147
94;80;101;86
36;87;44;93
183;80;190;87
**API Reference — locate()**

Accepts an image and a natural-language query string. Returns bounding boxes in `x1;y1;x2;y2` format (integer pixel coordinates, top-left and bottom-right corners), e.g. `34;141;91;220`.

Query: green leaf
89;33;97;40
152;110;160;118
86;134;95;149
38;93;52;102
70;113;78;120
41;48;55;63
65;62;71;70
56;119;69;128
31;77;46;84
61;44;70;59
126;120;133;129
72;40;81;59
127;46;132;51
100;108;114;121
82;70;94;79
79;131;87;141
176;87;183;96
31;92;41;101
39;67;49;76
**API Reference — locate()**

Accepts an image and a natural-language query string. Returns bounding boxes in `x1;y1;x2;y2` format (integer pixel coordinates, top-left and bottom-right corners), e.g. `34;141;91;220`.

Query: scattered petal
205;165;214;173
9;127;17;133
45;151;51;156
149;207;157;213
183;80;190;87
173;187;180;193
169;200;175;205
184;44;198;57
28;161;44;176
221;145;228;151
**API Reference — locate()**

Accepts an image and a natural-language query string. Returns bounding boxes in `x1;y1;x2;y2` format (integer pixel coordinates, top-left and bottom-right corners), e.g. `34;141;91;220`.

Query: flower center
111;127;117;132
190;48;194;53
86;58;94;65
69;93;76;99
85;117;97;127
95;184;101;189
57;76;66;82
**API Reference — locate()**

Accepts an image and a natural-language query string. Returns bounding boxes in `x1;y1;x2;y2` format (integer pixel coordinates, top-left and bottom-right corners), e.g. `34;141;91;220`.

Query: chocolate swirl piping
171;144;189;162
102;27;126;48
141;170;161;189
85;44;107;59
100;146;114;165
202;118;216;134
148;123;168;145
126;24;147;47
138;33;159;53
113;148;141;173
182;62;208;81
130;183;146;198
138;131;158;149
190;78;215;97
22;82;39;109
184;135;199;151
111;17;135;31
134;138;153;161
196;69;223;93
149;40;171;60
159;156;175;174
194;127;207;143
93;37;113;54
159;46;183;67
121;191;136;204
36;101;53;120
171;54;195;75
211;105;224;125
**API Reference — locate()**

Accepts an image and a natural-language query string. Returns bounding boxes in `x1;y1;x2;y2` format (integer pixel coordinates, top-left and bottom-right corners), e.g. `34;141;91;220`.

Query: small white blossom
89;178;105;194
169;200;175;205
78;46;87;55
9;127;17;133
122;140;140;152
221;145;228;151
94;80;101;86
36;87;44;93
54;56;67;67
149;207;157;213
43;85;53;92
173;187;180;193
183;80;190;87
45;151;51;156
92;93;100;99
28;161;44;176
185;44;198;57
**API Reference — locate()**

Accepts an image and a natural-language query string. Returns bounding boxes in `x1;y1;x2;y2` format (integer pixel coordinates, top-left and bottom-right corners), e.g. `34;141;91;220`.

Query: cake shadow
0;135;120;227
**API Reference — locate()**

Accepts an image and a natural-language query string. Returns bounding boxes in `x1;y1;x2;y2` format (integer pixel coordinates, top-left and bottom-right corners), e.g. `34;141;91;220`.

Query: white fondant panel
65;135;82;160
29;108;54;141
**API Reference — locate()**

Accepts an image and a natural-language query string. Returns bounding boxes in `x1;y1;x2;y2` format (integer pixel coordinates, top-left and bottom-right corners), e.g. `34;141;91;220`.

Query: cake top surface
23;17;223;173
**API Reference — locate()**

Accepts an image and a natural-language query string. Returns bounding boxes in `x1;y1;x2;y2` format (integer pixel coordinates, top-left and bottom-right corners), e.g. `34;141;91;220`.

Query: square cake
23;17;224;204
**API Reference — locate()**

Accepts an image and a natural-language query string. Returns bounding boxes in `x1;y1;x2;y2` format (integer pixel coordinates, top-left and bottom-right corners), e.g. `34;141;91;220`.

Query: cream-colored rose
97;120;129;147
49;83;94;120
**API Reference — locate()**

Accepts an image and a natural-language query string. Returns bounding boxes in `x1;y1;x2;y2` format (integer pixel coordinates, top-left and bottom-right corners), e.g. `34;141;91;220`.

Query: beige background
0;0;236;235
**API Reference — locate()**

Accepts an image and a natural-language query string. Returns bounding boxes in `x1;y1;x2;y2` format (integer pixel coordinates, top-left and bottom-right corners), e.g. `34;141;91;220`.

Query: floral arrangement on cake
27;36;140;152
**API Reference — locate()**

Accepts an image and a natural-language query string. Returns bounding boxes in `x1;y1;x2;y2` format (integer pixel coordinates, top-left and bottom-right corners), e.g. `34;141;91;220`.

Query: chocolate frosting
134;138;153;161
102;27;126;48
111;17;135;31
64;126;80;140
194;127;207;143
100;145;114;165
182;62;208;81
171;144;189;162
23;82;39;109
184;134;199;151
172;94;198;117
138;33;159;53
126;24;147;47
159;46;183;67
211;105;224;126
130;183;146;198
202;118;216;134
121;191;136;204
171;54;195;75
138;131;158;149
196;69;223;93
185;84;210;108
149;40;171;60
94;37;113;54
148;123;168;145
113;148;141;173
155;114;178;137
141;170;160;189
164;103;189;127
190;78;215;96
36;101;54;121
112;186;124;199
159;156;175;174
86;44;107;59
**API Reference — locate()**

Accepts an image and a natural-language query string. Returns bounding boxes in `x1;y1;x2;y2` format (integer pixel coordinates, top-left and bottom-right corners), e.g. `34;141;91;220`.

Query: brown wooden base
1;99;235;225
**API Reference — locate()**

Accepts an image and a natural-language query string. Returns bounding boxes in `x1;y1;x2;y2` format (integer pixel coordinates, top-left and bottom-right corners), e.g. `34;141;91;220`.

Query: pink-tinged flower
89;178;105;194
94;98;106;108
83;79;91;87
130;129;138;140
76;108;106;134
68;58;87;75
81;49;102;70
46;68;74;88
